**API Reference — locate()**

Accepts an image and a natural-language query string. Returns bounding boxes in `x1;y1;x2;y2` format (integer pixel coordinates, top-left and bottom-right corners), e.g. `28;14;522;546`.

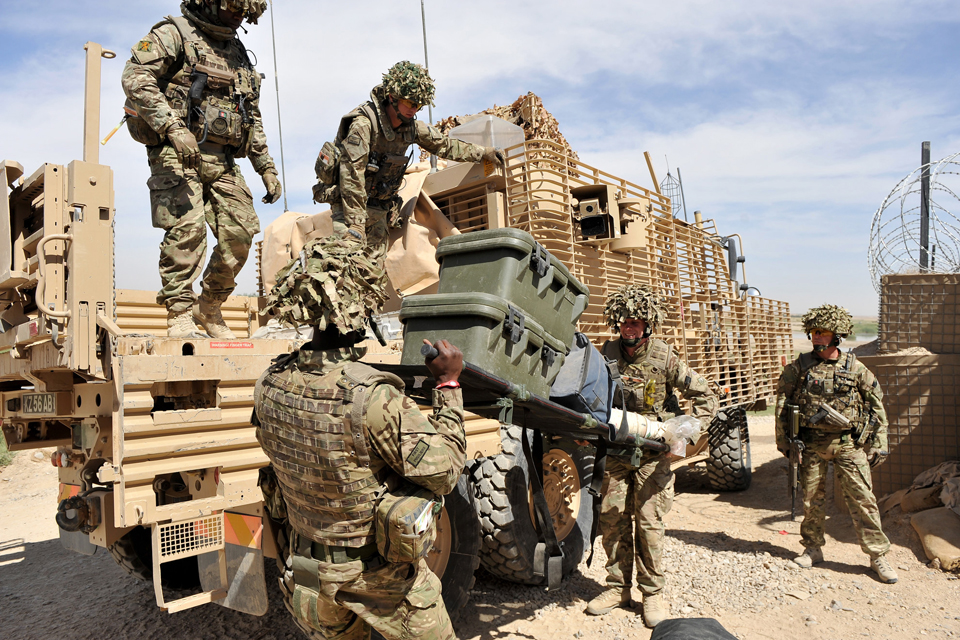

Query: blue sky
3;0;960;315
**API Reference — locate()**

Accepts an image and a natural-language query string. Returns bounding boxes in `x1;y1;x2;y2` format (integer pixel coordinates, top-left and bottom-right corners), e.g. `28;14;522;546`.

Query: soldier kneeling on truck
776;304;897;584
587;284;719;628
253;238;467;640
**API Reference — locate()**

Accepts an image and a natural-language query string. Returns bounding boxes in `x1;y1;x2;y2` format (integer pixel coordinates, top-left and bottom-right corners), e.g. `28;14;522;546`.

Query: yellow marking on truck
224;511;262;549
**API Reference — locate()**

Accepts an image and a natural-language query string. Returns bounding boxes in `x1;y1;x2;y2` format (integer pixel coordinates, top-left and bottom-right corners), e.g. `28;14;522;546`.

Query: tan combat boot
585;586;631;616
642;591;667;628
194;296;236;339
167;309;201;338
870;554;899;584
793;547;823;568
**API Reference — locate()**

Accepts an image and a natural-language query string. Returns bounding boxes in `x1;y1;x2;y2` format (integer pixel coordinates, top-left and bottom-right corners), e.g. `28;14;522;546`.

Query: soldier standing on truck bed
587;284;719;628
121;0;282;339
775;304;898;584
254;241;467;640
311;61;505;303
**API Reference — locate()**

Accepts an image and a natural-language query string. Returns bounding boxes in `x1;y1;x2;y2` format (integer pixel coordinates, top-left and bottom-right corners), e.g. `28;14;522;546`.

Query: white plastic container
448;115;524;156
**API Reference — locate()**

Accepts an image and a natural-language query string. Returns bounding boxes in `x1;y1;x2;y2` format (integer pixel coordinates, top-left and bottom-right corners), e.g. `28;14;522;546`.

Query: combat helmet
381;61;436;108
264;237;388;336
801;304;854;338
604;284;667;333
186;0;267;24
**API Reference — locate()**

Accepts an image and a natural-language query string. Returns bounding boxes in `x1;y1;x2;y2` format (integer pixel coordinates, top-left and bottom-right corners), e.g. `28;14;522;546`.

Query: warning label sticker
210;342;254;349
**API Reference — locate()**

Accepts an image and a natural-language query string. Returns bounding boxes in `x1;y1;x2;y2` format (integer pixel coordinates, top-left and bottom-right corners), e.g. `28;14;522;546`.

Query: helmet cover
381;61;436;107
604;284;666;333
801;304;854;337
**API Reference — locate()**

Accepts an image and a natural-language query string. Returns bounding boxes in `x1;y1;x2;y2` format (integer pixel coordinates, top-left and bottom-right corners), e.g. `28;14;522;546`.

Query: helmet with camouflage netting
381;61;436;107
604;284;667;333
188;0;267;24
801;304;854;337
263;237;389;335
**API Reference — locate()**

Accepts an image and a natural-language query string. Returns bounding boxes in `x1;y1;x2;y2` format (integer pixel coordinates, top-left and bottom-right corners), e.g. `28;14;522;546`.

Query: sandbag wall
859;272;960;496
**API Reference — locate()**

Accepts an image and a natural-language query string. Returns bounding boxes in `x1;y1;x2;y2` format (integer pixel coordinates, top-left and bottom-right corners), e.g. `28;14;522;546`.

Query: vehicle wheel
706;406;752;491
107;525;201;590
274;473;480;639
471;425;594;584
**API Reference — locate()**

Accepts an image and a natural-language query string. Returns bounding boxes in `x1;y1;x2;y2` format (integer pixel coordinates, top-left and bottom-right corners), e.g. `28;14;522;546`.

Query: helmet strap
388;95;416;124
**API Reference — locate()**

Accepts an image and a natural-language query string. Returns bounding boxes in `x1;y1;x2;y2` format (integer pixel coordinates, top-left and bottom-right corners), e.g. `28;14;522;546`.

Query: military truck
1;43;792;629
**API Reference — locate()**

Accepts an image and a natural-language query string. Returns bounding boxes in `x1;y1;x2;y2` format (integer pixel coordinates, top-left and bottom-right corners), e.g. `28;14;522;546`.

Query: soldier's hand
866;448;887;468
423;339;463;385
482;146;506;167
261;170;282;204
167;125;201;170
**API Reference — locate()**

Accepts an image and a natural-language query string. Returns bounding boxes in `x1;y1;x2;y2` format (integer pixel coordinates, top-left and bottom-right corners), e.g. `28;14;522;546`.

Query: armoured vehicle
1;43;792;626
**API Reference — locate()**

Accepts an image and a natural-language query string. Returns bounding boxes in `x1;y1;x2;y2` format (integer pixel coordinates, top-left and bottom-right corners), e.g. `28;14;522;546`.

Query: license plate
22;392;56;415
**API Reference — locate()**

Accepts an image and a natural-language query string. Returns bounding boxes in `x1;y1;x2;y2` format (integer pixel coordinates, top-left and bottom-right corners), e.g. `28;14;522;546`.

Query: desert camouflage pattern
801;303;855;337
596;336;717;596
597;455;674;595
775;351;889;452
382;61;436;107
189;0;268;23
776;351;891;557
264;236;389;334
604;284;667;332
122;6;276;312
253;345;466;638
292;554;453;640
796;435;890;556
147;145;260;312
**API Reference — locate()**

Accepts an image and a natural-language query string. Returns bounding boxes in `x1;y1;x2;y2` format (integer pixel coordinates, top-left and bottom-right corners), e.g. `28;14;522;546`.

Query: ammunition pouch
124;99;162;147
374;478;441;564
366;152;409;201
315;141;340;186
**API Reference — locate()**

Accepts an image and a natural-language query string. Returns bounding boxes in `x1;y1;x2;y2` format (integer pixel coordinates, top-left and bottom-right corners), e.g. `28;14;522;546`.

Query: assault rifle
808;401;852;429
786;404;803;519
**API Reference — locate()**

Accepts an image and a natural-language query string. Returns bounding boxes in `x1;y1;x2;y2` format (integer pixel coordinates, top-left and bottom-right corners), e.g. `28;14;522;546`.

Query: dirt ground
1;416;957;640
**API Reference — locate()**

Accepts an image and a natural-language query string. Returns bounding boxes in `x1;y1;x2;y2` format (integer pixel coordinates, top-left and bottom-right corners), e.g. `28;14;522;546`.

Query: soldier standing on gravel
775;304;897;584
253;241;467;640
122;0;282;339
312;61;505;303
586;284;719;628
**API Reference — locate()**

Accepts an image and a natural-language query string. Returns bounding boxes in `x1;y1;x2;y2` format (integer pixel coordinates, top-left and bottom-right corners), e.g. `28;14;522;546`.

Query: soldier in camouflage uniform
254;241;466;640
775;304;898;584
122;0;282;338
312;61;505;305
586;284;719;628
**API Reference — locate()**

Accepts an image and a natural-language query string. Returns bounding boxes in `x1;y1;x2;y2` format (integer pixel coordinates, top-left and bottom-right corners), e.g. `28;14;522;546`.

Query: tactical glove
342;224;366;247
167;125;201;170
482;146;506;167
261;170;282;204
865;448;887;468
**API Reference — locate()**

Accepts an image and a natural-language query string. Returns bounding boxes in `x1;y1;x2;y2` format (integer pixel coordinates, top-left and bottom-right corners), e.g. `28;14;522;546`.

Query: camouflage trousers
289;547;453;640
146;144;260;313
799;434;890;557
331;203;392;300
598;453;674;596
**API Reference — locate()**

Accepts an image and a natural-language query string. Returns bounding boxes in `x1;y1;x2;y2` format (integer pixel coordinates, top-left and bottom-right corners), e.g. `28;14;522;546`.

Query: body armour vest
336;99;416;203
602;337;680;419
254;355;404;547
791;351;864;432
155;15;261;155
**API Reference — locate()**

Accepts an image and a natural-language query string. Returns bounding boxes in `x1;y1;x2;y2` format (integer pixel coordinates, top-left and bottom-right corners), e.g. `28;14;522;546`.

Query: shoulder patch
137;40;153;52
406;440;430;468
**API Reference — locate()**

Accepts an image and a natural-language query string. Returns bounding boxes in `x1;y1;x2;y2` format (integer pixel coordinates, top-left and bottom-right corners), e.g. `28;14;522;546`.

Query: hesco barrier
858;354;960;496
878;273;960;354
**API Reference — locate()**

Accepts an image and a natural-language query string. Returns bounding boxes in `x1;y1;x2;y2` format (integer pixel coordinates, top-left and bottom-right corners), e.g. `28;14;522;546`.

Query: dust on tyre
706;406;752;491
471;425;594;584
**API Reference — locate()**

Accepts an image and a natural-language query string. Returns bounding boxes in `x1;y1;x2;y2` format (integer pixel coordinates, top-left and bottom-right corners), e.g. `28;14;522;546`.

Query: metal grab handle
36;233;74;320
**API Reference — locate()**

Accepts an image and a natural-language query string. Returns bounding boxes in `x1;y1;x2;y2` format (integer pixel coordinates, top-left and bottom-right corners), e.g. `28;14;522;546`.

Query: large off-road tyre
274;473;480;640
706;406;752;491
107;525;201;590
471;425;595;584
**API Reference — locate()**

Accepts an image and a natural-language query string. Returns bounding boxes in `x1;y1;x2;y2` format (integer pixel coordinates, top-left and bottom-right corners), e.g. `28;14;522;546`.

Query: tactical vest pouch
375;480;442;564
197;102;244;147
124;99;162;147
315;141;340;186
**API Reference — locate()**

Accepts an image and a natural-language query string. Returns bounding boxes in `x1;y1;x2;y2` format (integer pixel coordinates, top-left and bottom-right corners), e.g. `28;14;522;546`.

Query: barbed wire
868;152;960;292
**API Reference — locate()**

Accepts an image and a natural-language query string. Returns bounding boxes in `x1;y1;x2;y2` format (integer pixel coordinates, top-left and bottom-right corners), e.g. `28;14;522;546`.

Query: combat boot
870;554;899;584
167;309;201;338
194;296;236;339
642;591;667;628
585;587;631;615
793;547;823;568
